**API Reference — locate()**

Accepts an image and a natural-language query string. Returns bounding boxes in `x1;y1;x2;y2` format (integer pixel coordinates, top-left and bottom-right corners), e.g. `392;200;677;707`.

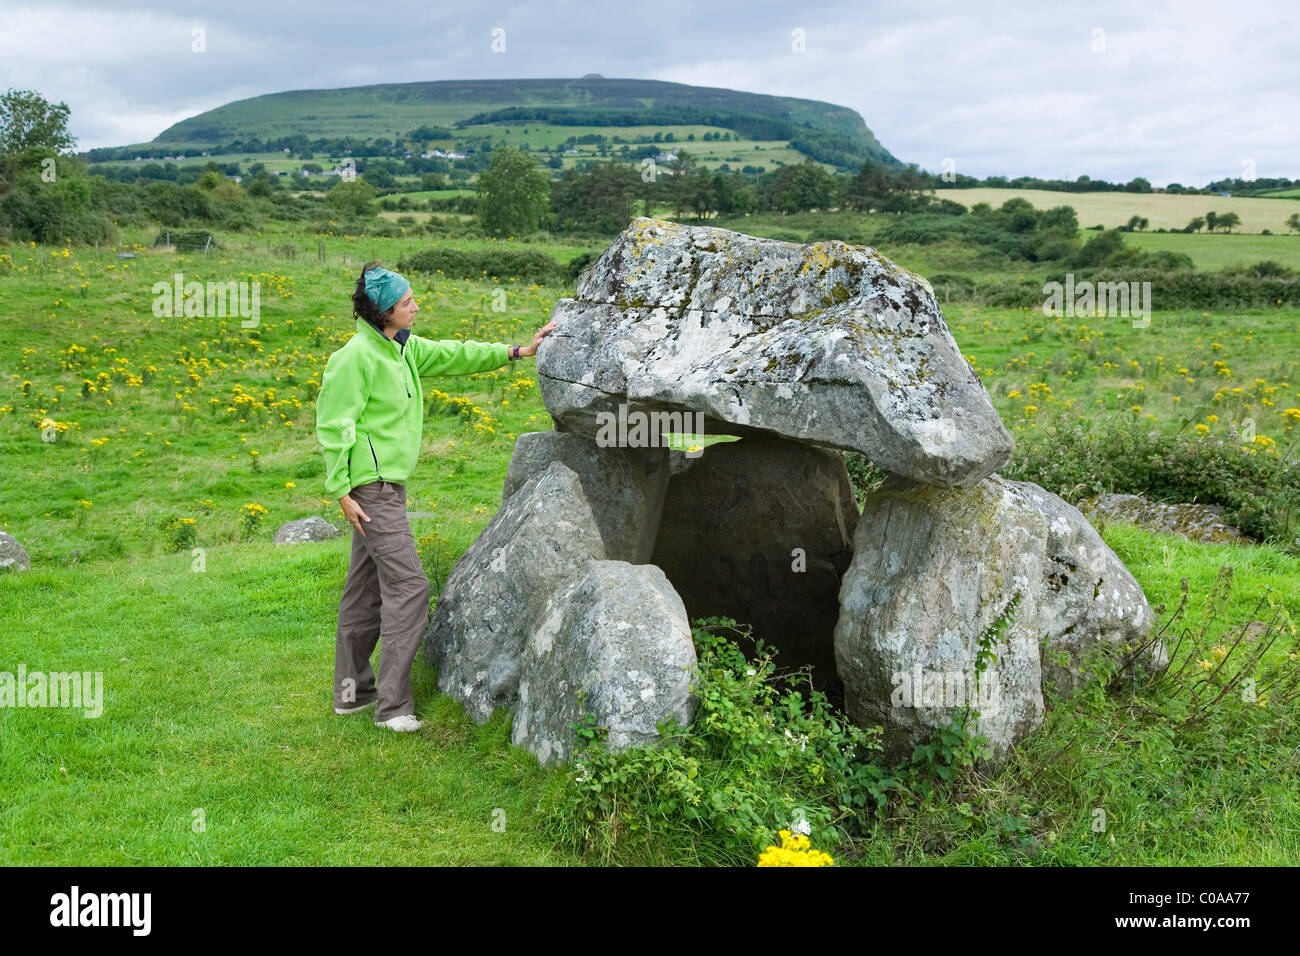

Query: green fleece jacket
315;317;510;499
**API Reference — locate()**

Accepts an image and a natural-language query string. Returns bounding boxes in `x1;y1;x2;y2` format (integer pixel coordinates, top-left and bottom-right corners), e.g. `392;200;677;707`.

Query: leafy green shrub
999;415;1300;548
566;250;599;281
1221;259;1297;279
426;195;478;215
398;246;564;283
545;616;893;865
1065;267;1300;308
841;451;887;509
927;272;978;302
544;616;999;865
808;225;866;243
925;267;1300;309
871;201;1080;263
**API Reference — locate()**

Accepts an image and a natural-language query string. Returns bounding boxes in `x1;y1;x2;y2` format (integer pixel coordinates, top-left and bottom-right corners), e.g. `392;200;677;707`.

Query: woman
315;262;556;731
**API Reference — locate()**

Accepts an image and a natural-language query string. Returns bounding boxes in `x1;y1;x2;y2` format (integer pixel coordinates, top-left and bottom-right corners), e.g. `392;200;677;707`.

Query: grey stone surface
513;559;699;767
835;474;1159;763
423;461;606;723
0;531;30;572
537;216;1013;487
503;430;670;563
273;516;343;544
1079;493;1250;545
653;434;858;677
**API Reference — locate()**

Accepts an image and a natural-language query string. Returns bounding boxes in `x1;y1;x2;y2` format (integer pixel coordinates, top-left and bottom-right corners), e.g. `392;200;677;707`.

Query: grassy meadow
2;215;1299;865
938;186;1300;234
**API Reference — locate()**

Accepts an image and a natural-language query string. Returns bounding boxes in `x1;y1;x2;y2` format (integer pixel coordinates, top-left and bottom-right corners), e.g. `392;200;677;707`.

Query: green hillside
143;76;895;168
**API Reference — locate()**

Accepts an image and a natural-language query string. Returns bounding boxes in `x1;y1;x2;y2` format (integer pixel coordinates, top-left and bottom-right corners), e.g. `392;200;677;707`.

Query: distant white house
654;150;677;163
419;149;467;159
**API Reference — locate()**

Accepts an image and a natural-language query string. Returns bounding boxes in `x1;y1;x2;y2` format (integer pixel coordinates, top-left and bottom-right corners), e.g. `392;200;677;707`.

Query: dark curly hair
353;261;397;332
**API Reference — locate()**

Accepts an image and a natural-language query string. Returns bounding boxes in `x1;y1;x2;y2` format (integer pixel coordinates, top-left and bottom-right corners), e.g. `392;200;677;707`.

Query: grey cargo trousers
332;480;431;723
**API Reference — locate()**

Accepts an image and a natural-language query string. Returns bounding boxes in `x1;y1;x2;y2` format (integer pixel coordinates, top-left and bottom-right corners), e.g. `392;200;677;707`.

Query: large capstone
834;474;1161;763
537;217;1014;488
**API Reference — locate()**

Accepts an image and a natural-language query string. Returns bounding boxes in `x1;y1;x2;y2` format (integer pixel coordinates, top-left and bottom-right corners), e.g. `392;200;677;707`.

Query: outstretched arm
409;319;558;374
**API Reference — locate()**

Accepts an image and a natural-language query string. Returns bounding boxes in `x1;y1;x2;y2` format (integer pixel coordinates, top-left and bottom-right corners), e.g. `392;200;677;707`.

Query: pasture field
1123;231;1300;270
2;222;1298;865
938;187;1300;234
89;135;811;181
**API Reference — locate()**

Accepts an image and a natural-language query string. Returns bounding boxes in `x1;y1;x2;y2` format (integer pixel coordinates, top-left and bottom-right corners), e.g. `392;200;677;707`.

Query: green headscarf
363;266;411;312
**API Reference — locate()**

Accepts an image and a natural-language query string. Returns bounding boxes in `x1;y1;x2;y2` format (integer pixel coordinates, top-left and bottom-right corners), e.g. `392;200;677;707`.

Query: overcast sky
2;0;1295;186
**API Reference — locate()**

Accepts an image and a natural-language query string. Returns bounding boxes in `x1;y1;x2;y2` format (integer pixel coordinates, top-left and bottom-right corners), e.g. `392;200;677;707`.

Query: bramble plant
546;616;996;866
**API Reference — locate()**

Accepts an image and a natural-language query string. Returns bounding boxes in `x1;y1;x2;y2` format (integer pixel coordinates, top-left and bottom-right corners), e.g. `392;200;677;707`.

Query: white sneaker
377;713;423;732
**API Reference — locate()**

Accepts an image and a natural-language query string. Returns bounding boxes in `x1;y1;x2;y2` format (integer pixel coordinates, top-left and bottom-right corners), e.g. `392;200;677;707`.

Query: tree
551;160;640;232
326;179;375;217
1205;211;1218;233
1184;216;1205;233
362;165;395;189
1072;228;1126;268
1287;212;1300;234
1124;177;1152;193
196;167;245;204
476;146;550;237
764;158;838;214
1217;211;1241;233
843;160;893;212
664;149;698;218
0;90;120;244
244;171;275;197
0;88;77;155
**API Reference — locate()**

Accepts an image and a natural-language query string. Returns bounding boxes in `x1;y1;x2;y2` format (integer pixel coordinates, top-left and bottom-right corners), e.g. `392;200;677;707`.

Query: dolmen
423;217;1162;766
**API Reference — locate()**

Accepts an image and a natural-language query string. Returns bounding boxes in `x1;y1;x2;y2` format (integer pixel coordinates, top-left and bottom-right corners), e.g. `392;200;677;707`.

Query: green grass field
1123;231;1300;270
705;209;1300;283
939;187;1300;234
93;135;812;182
2;219;1298;865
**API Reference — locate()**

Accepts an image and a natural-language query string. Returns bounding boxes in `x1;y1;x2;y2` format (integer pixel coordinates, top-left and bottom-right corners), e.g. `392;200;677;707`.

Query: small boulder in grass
1078;493;1251;545
0;531;30;571
273;517;343;545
